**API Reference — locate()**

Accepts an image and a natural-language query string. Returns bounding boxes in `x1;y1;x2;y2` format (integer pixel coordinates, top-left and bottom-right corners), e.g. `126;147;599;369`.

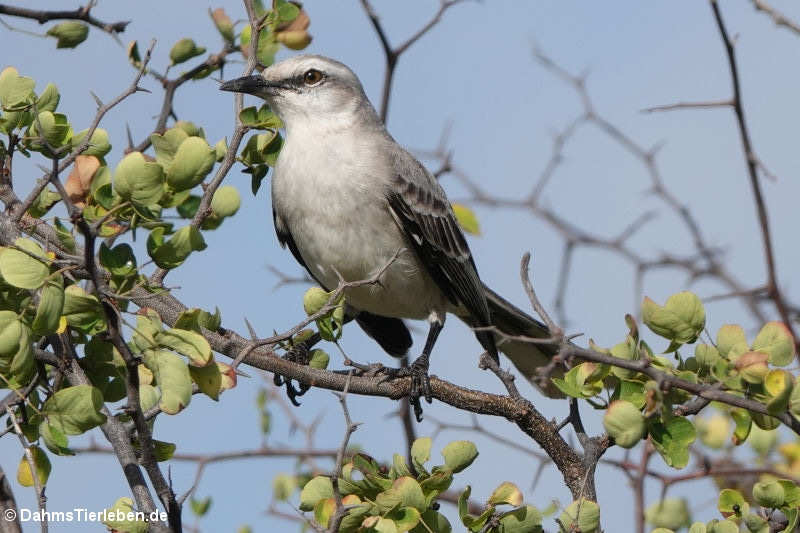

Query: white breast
271;126;448;320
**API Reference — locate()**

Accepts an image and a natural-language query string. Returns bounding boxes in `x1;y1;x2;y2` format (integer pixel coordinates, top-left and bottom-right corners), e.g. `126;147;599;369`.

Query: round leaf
441;440;478;473
0;238;49;289
603;400;645;448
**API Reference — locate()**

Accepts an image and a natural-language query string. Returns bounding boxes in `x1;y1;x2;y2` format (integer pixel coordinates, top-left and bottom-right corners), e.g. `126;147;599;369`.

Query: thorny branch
358;0;467;122
0;1;129;37
709;0;798;355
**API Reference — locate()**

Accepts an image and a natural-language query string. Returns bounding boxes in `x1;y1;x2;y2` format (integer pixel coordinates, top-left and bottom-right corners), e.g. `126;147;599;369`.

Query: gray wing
385;150;492;333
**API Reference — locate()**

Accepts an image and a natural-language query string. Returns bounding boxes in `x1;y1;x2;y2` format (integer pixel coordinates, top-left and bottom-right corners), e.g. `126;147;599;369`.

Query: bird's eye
303;69;323;86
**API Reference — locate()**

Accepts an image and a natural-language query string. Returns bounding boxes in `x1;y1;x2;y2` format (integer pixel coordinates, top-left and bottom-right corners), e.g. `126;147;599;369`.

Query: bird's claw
387;354;432;422
274;342;313;405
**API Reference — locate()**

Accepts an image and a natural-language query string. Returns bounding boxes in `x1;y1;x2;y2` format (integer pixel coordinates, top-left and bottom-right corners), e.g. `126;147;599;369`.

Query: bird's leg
406;316;444;422
274;332;321;405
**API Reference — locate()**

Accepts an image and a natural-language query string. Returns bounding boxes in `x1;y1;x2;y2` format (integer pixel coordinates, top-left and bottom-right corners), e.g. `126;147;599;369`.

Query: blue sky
2;0;800;531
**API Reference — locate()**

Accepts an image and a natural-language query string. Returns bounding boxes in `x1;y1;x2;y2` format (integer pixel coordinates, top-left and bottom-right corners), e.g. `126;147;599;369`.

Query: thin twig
709;0;798;354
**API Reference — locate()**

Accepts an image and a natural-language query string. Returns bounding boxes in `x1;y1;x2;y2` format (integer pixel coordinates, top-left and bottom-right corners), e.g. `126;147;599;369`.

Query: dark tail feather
460;283;563;397
355;311;412;357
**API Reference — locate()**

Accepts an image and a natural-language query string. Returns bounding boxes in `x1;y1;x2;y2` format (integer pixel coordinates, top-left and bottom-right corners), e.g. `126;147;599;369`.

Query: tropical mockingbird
221;55;558;418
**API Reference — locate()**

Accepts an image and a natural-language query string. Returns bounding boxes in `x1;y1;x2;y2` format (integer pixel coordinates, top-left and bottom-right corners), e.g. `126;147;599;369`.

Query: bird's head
220;55;375;130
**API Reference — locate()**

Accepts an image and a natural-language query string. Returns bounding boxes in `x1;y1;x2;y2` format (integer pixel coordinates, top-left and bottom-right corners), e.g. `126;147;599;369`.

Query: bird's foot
394;354;432;422
274;342;312;406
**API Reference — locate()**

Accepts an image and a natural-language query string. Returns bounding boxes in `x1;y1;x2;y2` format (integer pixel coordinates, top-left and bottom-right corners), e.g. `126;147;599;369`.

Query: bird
220;55;558;419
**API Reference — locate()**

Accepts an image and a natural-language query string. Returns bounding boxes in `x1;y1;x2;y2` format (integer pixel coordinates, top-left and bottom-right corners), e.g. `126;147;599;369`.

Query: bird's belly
285;199;445;320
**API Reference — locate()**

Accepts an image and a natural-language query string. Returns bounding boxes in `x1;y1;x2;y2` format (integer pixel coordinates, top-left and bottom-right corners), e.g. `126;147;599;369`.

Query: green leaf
751;321;795;367
558;499;600;533
642;292;705;349
411;437;432;473
38;420;72;456
240;24;280;66
174;307;222;333
36;83;60;113
441;440;478;473
189;362;222;401
214;137;227;162
169;38;206;65
16;446;51;487
102;497;148;533
716;324;748;359
272;474;296;501
166;136;216;191
497;505;542;533
30;111;73;152
238;104;282;130
0;238;49;289
157;327;212;365
706;519;738;533
299;476;333;512
99;243;137;278
389;477;426;512
27;188;60;218
392;453;412;478
0;67;35;111
62;284;105;334
0;311;23;356
645;499;691;530
695;344;720;368
210;185;241;217
752;481;784;508
313;497;335;528
240;131;282;167
46;21;89;48
150;128;189;168
488;481;523;507
730;408;752;445
73;127;111;157
603;400;645;448
649;416;696;469
147;226;207;270
143;349;192;414
717;488;748;518
42;385;107;435
308;349;329;370
113;151;165;205
190;496;211;517
451;203;480;235
410;510;452;533
32;274;65;336
53;218;76;253
387;507;421;532
764;369;793;415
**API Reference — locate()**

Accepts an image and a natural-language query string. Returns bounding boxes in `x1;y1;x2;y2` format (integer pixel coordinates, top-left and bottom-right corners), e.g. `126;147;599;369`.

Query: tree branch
709;0;798;355
0;2;130;36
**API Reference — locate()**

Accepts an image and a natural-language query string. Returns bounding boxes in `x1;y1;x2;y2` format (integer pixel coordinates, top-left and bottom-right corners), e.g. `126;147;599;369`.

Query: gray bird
221;55;558;418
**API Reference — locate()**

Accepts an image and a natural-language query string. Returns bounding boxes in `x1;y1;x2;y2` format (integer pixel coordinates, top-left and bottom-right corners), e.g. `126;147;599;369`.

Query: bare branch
750;0;800;36
0;3;130;36
709;0;798;354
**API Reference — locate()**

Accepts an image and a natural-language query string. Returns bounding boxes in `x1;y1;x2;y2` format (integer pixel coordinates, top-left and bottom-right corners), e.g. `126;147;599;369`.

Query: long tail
461;283;563;397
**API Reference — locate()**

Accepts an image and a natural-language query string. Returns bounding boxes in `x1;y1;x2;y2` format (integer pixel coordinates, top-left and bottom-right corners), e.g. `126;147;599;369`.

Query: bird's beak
219;75;270;95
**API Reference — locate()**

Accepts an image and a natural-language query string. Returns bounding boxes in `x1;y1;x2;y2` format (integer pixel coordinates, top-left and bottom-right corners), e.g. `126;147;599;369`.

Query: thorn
90;91;103;108
244;317;258;340
125;124;134;150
